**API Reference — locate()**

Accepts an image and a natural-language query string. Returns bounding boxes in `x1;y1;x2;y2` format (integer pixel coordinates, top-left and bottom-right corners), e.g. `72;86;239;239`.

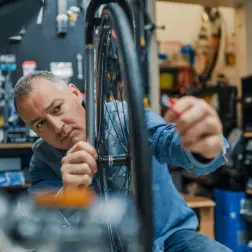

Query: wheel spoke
105;129;128;153
111;166;124;182
104;103;128;152
108;35;129;145
111;96;128;146
118;81;129;140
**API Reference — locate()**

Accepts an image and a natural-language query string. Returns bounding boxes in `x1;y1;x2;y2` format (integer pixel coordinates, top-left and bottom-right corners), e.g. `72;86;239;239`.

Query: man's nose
48;116;64;134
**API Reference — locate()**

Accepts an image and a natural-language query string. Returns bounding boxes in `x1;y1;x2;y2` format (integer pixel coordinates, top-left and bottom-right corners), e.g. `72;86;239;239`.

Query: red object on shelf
22;61;37;76
177;66;193;90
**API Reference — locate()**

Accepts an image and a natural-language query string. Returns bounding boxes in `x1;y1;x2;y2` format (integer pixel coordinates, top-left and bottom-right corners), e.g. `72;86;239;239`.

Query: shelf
0;184;31;191
158;0;245;8
246;189;252;195
1;183;31;189
244;132;252;138
0;143;34;157
181;193;215;208
0;143;33;149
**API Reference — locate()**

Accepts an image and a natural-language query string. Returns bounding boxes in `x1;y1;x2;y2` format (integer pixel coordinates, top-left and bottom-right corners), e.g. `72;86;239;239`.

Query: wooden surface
158;0;245;8
181;193;216;208
181;193;215;239
1;184;31;189
246;189;252;195
0;143;33;149
244;132;252;138
198;207;215;239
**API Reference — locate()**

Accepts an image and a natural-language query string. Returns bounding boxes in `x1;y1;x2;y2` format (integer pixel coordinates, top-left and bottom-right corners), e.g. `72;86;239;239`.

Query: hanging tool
56;0;68;36
36;0;45;24
76;53;83;80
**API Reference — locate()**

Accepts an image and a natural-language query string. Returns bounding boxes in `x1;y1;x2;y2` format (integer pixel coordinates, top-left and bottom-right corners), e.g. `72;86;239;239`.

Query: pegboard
0;0;85;92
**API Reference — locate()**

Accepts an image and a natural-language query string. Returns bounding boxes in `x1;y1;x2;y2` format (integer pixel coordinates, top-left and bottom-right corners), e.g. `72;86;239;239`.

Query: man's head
14;71;86;150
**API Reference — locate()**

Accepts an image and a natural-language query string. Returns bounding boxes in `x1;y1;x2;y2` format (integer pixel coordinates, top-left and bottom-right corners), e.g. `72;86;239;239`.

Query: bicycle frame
79;0;154;251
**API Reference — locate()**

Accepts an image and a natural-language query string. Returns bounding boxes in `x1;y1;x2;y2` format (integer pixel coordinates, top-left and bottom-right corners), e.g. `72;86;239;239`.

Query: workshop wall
0;0;85;91
156;2;235;43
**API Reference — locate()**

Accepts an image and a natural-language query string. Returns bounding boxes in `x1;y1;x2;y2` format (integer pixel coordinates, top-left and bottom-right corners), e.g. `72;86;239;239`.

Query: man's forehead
31;78;58;89
17;87;58;117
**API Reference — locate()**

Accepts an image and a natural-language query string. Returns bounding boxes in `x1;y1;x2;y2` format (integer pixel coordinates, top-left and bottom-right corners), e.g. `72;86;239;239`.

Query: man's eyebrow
45;99;63;113
29;99;63;126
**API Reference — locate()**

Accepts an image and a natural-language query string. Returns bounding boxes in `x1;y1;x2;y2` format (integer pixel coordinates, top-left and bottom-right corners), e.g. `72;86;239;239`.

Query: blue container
214;189;245;215
214;189;247;252
246;244;252;252
215;212;247;252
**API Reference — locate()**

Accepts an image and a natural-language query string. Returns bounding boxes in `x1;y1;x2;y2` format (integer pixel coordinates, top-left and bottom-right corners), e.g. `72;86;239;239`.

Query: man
14;71;231;252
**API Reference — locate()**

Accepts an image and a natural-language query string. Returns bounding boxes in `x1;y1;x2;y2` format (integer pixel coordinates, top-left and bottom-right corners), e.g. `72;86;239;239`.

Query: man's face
17;79;86;150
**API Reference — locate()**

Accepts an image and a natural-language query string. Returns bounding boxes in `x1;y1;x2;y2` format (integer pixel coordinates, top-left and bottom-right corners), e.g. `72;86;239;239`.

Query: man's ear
69;83;83;101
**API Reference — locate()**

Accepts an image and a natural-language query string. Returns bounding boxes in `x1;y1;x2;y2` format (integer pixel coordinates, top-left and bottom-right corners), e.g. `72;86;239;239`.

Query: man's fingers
180;116;222;145
67;141;98;160
172;96;197;114
61;163;92;175
62;173;93;187
164;96;196;123
175;105;208;135
184;135;223;159
62;150;97;174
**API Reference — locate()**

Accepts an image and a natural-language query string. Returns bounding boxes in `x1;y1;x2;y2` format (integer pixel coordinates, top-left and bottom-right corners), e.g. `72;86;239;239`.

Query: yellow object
144;97;150;109
68;13;78;22
140;37;145;47
0;116;3;127
160;73;174;89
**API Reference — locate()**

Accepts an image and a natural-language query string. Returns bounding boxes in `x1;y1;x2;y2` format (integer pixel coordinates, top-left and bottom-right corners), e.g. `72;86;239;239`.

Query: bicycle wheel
94;3;152;252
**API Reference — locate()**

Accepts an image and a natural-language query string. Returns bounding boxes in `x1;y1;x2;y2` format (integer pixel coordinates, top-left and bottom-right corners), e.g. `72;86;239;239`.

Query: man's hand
61;141;98;189
164;96;223;159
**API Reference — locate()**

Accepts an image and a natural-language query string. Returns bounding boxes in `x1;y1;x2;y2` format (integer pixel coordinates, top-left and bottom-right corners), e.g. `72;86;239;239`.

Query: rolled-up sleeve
145;109;228;175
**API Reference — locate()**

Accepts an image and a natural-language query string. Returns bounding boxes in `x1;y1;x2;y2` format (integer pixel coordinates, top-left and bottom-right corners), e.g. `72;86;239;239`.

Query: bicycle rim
95;3;152;252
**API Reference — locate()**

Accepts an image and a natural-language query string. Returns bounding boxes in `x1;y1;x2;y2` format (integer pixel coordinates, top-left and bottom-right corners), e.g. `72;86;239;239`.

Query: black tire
94;3;153;252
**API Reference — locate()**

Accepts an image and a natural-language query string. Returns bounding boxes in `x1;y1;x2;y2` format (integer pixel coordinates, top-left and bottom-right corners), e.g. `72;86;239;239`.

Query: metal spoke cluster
96;25;133;252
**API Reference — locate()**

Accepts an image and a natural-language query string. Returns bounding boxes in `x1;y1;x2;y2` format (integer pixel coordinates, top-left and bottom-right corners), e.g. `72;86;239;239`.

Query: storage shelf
158;0;245;8
246;189;252;195
244;132;252;138
0;183;31;189
0;143;34;157
0;143;33;149
181;193;215;208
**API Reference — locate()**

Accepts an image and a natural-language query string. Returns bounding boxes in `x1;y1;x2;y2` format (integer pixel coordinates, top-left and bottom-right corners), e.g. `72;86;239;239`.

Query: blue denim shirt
28;102;228;252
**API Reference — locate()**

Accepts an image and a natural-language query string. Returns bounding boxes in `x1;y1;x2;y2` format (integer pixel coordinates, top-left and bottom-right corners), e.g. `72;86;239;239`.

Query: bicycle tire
93;3;153;252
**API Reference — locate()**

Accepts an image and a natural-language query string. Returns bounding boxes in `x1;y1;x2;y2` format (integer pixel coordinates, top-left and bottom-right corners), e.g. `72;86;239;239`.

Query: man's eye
54;104;62;114
36;120;45;129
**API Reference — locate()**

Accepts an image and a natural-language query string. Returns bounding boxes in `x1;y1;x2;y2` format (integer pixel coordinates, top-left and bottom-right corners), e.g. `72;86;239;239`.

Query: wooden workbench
182;193;216;239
